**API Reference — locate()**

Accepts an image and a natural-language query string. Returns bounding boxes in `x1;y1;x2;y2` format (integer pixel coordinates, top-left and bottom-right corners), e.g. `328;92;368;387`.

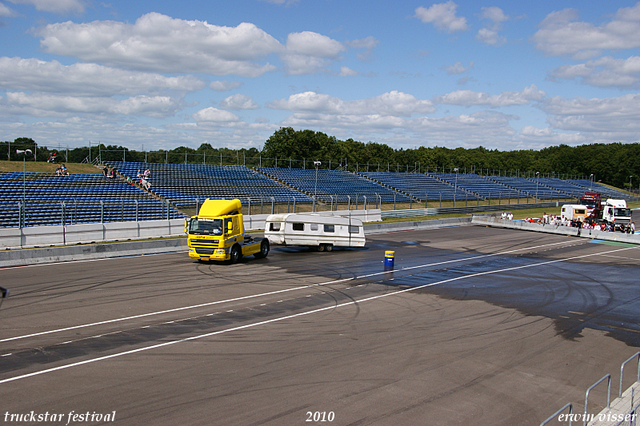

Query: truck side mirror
227;221;233;233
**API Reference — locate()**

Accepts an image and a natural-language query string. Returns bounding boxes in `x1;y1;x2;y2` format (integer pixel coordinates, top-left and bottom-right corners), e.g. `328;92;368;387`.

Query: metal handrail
584;374;611;426
540;402;573;426
620;352;640;397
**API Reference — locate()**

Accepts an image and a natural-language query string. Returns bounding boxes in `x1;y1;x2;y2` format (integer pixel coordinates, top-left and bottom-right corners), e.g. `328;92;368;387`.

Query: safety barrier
584;375;611;425
541;352;640;426
0;210;382;249
540;403;573;426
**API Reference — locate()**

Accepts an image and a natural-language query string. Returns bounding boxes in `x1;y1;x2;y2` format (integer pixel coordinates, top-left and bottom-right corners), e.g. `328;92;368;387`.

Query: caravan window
324;224;335;233
348;225;360;234
269;222;281;232
292;222;304;231
310;223;318;231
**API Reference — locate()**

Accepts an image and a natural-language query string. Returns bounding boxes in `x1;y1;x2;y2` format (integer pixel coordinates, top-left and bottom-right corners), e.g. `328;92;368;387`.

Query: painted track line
0;239;584;344
0;243;636;385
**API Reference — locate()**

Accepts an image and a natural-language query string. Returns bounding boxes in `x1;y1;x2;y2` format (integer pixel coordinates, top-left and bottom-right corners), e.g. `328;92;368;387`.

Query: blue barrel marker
384;250;395;269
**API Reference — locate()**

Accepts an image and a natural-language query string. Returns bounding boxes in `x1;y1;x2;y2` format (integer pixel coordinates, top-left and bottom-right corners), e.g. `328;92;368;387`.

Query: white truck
600;199;632;229
264;213;366;251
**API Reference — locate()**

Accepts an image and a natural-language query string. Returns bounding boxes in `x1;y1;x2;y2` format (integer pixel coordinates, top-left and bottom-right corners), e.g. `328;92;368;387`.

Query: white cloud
537;94;640;143
480;6;508;24
0;57;206;96
36;12;281;77
219;94;259;110
0;2;16;17
435;85;546;107
533;4;640;59
285;31;344;57
192;107;242;123
267;91;435;117
414;1;468;33
346;36;379;61
549;56;640;88
444;61;473;75
476;7;508;46
4;92;181;117
281;31;345;75
338;66;357;77
210;80;244;91
8;0;84;14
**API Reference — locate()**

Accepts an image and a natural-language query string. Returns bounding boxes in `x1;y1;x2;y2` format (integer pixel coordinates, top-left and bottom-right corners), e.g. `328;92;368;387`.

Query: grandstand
361;172;476;202
429;173;520;201
105;162;311;207
567;179;630;199
487;176;568;199
0;171;183;228
257;167;411;203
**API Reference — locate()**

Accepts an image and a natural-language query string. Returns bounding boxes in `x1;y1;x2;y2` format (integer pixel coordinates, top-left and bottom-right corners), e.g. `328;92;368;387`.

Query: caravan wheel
317;244;325;252
325;244;333;252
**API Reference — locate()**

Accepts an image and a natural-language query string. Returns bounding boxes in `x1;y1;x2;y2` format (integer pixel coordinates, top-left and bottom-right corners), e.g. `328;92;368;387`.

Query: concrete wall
0;209;382;250
365;216;472;234
0;238;187;267
0;219;186;249
472;215;640;244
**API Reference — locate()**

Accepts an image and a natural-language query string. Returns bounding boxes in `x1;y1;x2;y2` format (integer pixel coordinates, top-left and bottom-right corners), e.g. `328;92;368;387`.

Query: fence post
100;200;104;223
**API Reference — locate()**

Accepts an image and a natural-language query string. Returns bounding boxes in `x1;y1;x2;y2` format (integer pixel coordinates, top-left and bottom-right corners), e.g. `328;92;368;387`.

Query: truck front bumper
189;247;229;261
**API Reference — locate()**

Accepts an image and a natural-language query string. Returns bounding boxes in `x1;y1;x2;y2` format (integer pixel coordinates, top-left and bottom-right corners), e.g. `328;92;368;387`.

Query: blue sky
2;0;640;153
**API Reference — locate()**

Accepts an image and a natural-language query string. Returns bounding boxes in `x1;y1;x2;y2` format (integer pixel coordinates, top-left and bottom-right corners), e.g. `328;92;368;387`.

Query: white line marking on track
0;239;588;344
1;244;637;385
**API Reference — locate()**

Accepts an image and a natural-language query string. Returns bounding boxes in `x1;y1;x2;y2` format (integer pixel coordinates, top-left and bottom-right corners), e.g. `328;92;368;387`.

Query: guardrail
584;374;612;426
541;352;640;426
381;201;560;219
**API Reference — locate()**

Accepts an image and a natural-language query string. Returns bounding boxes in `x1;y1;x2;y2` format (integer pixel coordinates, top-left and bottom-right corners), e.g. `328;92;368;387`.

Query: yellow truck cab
186;198;269;263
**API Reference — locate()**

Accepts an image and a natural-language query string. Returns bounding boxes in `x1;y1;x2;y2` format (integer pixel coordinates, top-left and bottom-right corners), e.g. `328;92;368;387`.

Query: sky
2;0;640;153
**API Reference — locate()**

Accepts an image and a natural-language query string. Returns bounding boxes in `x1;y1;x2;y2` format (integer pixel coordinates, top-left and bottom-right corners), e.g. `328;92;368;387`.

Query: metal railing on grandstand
12;198;180;228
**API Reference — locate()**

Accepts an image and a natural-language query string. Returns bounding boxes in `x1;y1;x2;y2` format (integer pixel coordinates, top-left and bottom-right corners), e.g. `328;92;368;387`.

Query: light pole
535;171;540;201
589;173;594;191
453;167;459;207
16;149;32;228
313;161;321;211
630;175;633;195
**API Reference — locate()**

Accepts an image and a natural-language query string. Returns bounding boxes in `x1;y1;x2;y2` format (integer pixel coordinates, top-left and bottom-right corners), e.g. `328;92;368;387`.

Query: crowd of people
55;164;69;176
100;166;152;191
500;211;635;234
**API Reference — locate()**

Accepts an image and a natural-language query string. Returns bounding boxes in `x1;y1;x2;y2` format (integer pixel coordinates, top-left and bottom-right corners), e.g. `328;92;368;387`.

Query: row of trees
2;129;639;189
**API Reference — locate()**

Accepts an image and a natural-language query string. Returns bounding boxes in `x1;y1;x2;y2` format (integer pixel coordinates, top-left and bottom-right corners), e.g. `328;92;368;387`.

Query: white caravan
264;213;366;251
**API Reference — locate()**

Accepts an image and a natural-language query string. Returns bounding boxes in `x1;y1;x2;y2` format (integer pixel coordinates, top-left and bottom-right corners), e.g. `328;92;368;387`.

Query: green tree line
2;129;639;189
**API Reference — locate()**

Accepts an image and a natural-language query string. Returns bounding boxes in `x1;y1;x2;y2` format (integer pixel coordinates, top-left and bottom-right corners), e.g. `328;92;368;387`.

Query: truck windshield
189;218;223;235
614;208;631;217
579;200;596;208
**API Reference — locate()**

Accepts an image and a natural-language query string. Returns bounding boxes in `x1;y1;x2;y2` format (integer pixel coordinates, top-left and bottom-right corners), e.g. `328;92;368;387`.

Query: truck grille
195;248;215;255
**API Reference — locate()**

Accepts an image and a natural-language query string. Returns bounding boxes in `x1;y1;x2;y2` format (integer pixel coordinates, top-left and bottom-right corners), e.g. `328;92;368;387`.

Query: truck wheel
255;240;269;258
230;245;241;264
325;244;333;252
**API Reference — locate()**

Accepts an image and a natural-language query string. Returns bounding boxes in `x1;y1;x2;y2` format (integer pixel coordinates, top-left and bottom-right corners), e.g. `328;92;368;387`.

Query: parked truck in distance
264;213;365;251
600;199;632;229
186;198;269;263
578;192;602;218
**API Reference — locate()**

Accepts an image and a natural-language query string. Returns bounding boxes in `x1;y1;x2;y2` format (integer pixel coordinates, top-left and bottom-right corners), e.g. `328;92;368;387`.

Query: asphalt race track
1;225;639;426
